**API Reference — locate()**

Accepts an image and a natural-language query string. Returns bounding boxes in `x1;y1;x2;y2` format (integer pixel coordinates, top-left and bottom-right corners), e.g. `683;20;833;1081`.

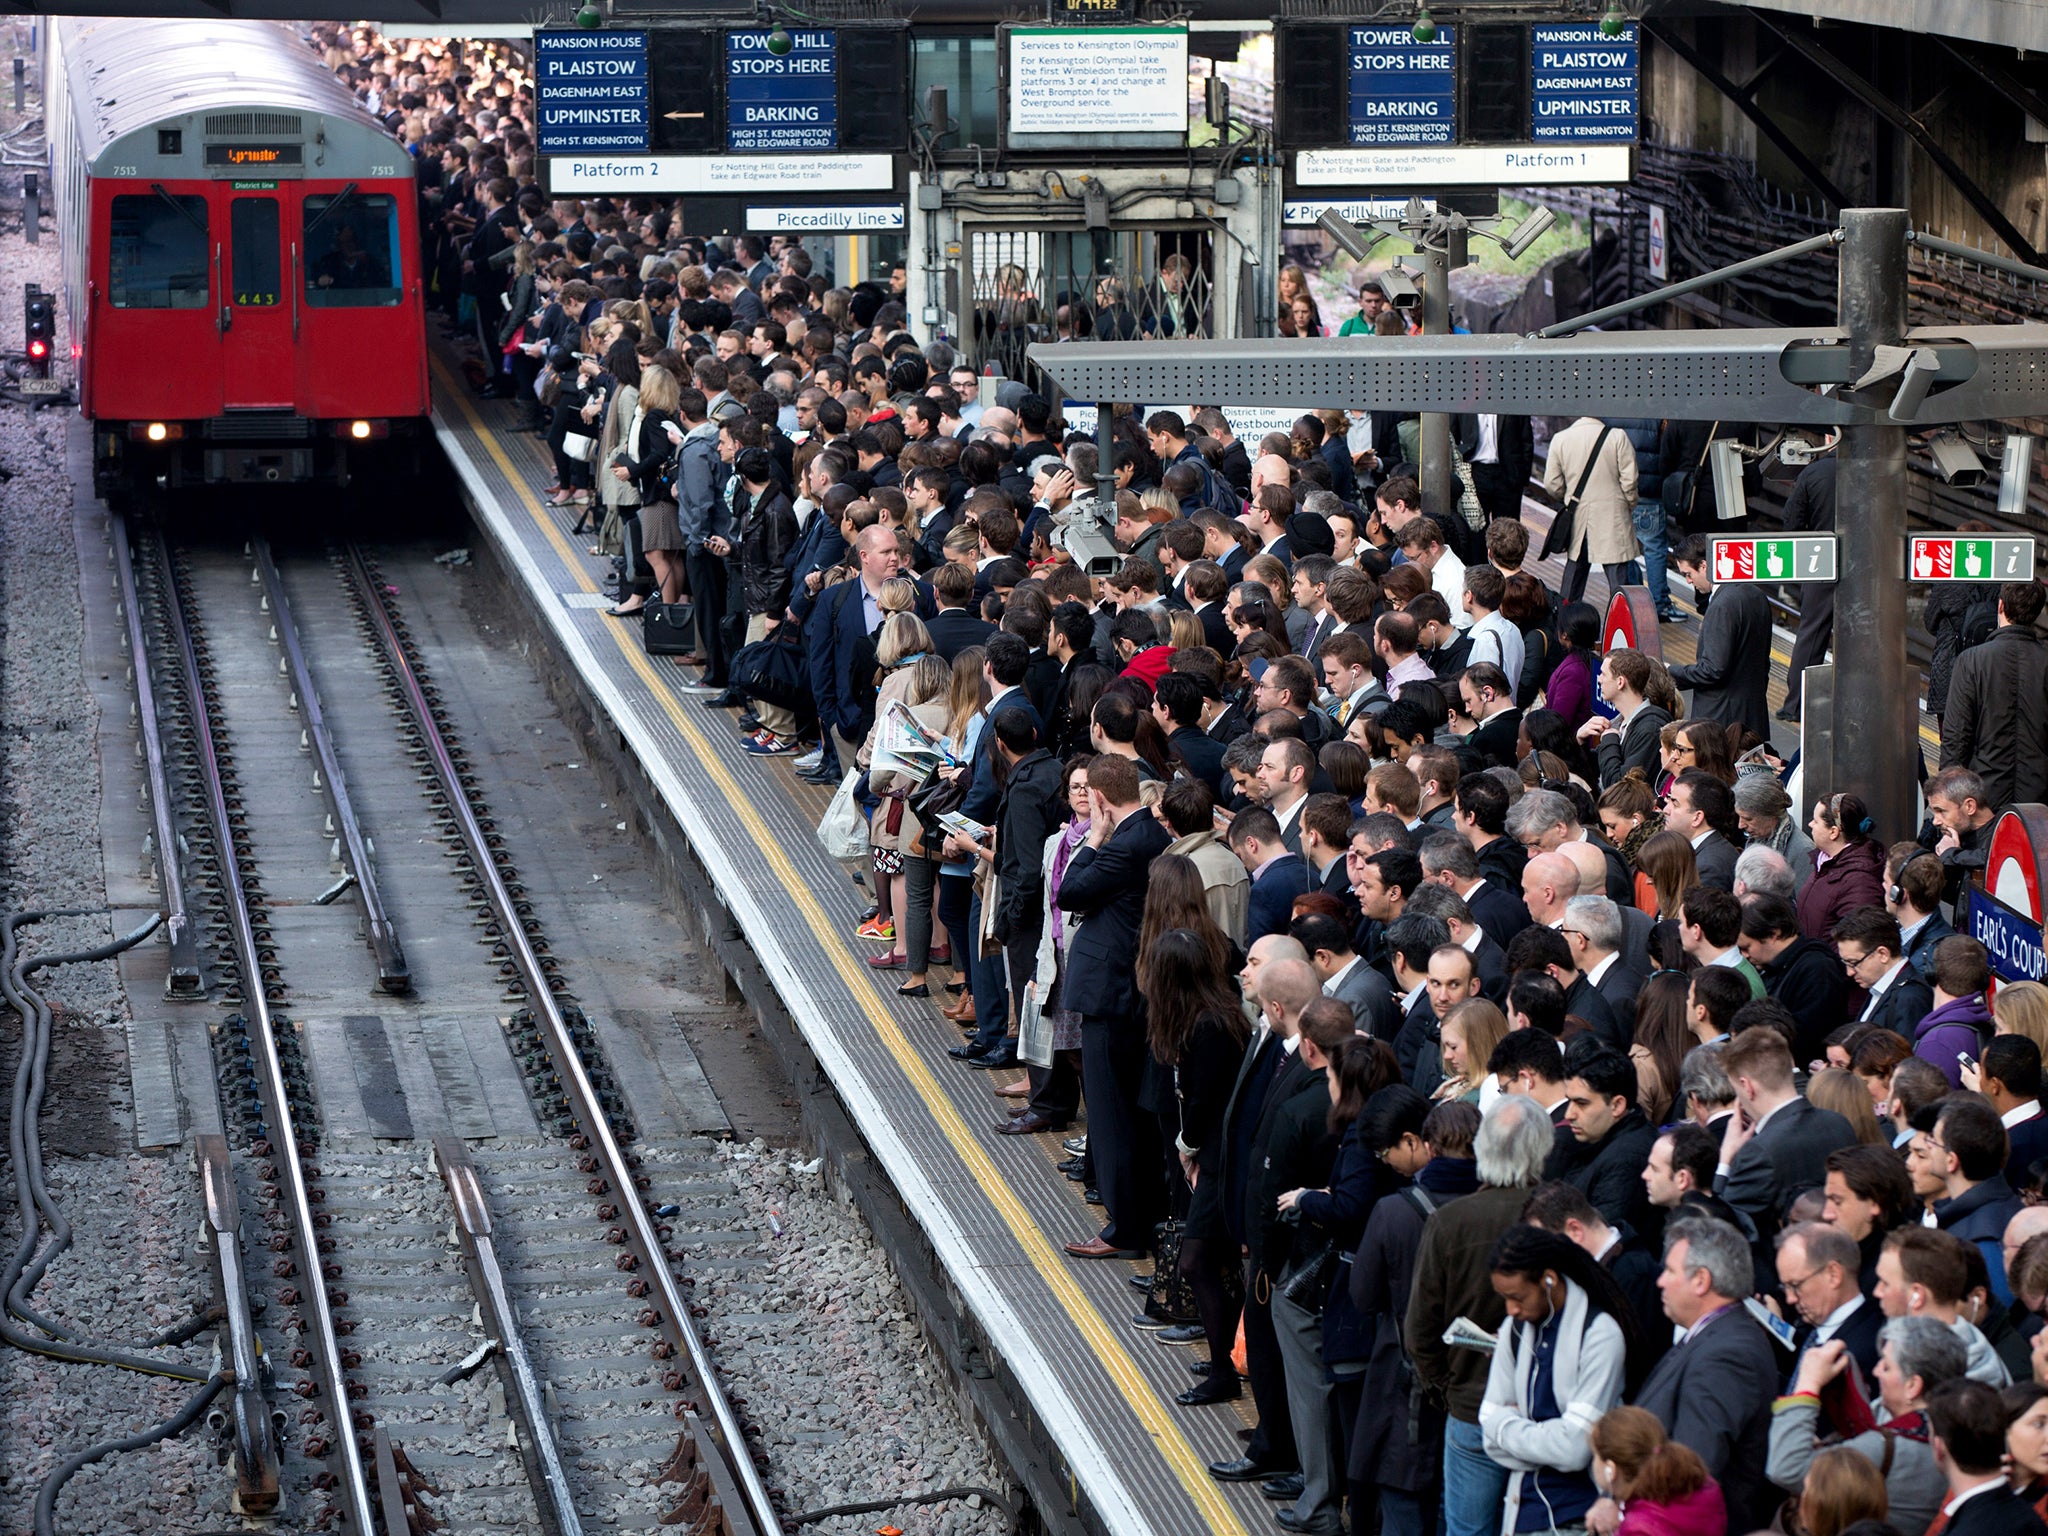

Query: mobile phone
1744;1296;1799;1353
1960;1053;1977;1071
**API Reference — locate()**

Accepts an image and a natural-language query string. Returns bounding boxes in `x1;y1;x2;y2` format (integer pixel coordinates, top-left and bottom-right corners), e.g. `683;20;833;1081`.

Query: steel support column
1828;207;1915;838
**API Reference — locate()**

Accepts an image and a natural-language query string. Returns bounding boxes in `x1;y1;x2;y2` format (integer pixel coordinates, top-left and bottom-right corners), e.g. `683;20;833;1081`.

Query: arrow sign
1710;534;1837;584
1906;534;2037;582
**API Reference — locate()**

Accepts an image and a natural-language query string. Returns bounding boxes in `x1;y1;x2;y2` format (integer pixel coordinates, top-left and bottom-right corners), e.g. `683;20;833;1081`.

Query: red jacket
1120;644;1175;692
1618;1482;1727;1536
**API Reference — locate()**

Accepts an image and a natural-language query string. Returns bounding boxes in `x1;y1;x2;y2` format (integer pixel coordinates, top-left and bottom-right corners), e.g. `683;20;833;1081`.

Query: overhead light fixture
1499;205;1558;261
1999;434;2036;515
1411;5;1436;43
1929;431;1987;487
1317;209;1383;262
573;0;602;26
1599;2;1628;37
766;23;794;54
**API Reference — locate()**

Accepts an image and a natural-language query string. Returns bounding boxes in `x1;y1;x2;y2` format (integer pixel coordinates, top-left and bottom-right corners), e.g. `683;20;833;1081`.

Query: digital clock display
1051;0;1136;18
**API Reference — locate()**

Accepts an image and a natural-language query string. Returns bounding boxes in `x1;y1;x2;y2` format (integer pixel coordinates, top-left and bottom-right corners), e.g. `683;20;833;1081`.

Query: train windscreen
303;193;400;307
109;194;210;309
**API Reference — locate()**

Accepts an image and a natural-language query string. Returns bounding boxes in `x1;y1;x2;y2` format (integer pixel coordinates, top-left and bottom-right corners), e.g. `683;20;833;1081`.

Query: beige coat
1165;830;1250;949
1542;416;1640;566
861;677;946;855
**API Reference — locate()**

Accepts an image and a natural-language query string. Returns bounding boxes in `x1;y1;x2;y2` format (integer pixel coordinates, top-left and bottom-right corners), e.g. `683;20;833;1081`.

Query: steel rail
341;544;777;1536
249;540;410;993
434;1137;584;1536
111;514;201;995
195;1133;281;1514
143;527;377;1536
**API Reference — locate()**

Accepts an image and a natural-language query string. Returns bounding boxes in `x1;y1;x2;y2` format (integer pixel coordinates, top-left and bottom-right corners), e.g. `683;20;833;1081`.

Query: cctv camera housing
1929;433;1987;487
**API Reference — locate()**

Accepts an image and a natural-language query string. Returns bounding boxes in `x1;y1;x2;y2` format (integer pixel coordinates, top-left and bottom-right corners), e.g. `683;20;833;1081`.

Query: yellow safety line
433;358;1251;1536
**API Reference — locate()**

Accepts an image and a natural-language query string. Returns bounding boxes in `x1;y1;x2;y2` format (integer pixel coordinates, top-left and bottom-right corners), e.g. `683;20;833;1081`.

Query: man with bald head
1521;851;1578;929
1250;452;1294;501
812;522;927;761
1208;953;1326;1484
1557;841;1654;973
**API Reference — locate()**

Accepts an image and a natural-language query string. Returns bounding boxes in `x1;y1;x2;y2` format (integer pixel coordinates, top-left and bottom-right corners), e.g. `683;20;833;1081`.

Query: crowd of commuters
320;25;2048;1536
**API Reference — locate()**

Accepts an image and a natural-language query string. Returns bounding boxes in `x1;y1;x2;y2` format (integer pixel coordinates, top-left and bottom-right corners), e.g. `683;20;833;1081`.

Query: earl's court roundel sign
1970;806;2048;984
1592;586;1661;721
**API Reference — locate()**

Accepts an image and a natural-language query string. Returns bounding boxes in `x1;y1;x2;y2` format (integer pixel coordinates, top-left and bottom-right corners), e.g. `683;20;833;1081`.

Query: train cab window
107;194;209;309
303;193;399;307
230;198;281;306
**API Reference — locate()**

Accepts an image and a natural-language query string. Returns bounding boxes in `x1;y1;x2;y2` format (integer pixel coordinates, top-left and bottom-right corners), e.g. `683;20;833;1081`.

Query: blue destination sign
1347;25;1455;147
535;30;649;156
727;29;837;153
1530;23;1637;143
1971;892;2047;984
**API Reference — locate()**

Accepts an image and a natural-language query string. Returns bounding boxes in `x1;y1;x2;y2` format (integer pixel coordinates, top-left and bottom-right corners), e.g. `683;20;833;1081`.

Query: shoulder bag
1540;424;1614;562
1662;420;1720;528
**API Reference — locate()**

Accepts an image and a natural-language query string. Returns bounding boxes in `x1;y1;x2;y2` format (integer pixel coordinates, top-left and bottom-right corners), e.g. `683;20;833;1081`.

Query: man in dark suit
1459;412;1535;527
1837;909;1937;1042
1296;912;1398;1040
1670;535;1774;742
925;561;995;660
1511;924;1625;1051
1419;832;1531;950
810;527;934;760
1927;1380;2048;1536
1231;807;1310;946
1583;648;1674;789
1561;896;1647;1021
1977;1035;2048;1188
1773;1221;1884;1383
1740;895;1850;1066
1713;1026;1858;1251
1458;665;1523;770
1665;770;1743;893
1630;1215;1781;1532
1154;673;1226;792
1057;754;1173;1259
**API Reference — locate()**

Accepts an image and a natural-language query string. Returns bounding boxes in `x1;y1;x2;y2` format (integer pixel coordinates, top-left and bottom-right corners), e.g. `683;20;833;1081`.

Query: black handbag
728;628;809;711
1279;1241;1339;1311
1662;419;1721;530
906;768;967;825
640;599;695;656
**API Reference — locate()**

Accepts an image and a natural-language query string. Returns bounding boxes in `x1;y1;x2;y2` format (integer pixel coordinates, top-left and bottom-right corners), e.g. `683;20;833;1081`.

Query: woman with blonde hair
931;646;991;1021
1433;999;1507;1105
1166;607;1205;655
1806;1067;1887;1146
1586;1406;1725;1536
1994;980;2048;1055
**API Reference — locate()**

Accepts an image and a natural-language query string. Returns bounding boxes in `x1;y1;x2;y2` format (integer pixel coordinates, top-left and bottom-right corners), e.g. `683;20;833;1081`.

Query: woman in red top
1588;1406;1727;1536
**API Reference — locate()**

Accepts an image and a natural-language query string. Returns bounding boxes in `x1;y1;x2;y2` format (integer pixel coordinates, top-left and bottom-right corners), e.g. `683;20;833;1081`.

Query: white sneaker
794;749;824;773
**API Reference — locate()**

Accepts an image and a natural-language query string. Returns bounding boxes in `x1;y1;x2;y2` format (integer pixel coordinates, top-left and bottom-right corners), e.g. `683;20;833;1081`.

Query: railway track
108;524;778;1536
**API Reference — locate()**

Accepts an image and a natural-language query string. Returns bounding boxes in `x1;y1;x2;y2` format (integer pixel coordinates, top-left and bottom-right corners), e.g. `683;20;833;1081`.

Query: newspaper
1443;1316;1498;1354
870;699;958;784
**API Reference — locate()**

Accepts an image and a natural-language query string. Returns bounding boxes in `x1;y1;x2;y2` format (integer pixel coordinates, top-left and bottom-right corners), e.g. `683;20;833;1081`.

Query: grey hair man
1734;845;1797;903
1561;894;1644;1018
1406;1096;1555;1536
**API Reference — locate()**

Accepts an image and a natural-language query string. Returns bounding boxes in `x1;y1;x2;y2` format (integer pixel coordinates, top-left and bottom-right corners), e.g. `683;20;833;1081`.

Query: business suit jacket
1592;955;1647;1019
1196;600;1233;655
1395;991;1444;1096
1792;1294;1884;1385
2008;1110;2048;1188
1317;854;1361;930
1693;830;1742;892
1469;707;1523;769
1716;1096;1857;1244
1618;903;1655;977
1563;972;1626;1051
1212;1029;1284;1245
1243;1052;1327;1271
1470;931;1510;1004
1941;1484;2048;1536
1595;704;1673;788
1057;809;1174;1018
1465;878;1532;950
1246;853;1311;944
1169;726;1228;793
925;606;995;662
1632;1305;1782;1531
1670;581;1774;741
1862;967;1935;1040
1328;958;1398;1041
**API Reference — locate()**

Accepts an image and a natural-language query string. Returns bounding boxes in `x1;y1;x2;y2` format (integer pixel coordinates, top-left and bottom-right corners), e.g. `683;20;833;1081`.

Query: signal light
23;283;53;379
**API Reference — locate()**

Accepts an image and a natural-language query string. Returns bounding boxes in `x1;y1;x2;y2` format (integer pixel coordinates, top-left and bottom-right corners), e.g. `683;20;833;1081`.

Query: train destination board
535;30;649;156
726;28;836;153
1347;26;1456;147
1530;22;1638;143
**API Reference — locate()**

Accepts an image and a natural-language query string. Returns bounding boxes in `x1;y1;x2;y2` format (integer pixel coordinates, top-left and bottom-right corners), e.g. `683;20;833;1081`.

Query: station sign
1348;25;1456;147
1969;807;2048;984
743;204;904;231
726;28;836;153
1710;535;1837;584
1296;144;1632;187
1907;534;2037;582
549;152;894;193
1006;26;1189;145
1592;587;1661;719
1530;23;1638;144
1283;198;1412;226
535;30;649;157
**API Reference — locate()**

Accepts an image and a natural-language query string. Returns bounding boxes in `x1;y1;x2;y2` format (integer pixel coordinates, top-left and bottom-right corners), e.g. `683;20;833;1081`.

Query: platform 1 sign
1969;807;2048;984
726;28;836;153
535;30;649;157
1347;25;1456;147
1710;535;1837;584
1908;535;2037;582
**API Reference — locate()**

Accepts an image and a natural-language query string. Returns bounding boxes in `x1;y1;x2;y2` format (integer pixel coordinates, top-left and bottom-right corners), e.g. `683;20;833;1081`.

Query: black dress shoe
946;1043;984;1059
1190;1358;1211;1377
995;1111;1062;1136
969;1047;1019;1070
1261;1473;1306;1502
1084;1187;1101;1204
1208;1457;1284;1484
1177;1373;1241;1406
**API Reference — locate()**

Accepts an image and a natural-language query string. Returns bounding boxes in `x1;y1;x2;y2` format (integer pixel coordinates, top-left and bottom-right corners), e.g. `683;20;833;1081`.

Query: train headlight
146;422;168;442
335;419;388;440
350;420;372;440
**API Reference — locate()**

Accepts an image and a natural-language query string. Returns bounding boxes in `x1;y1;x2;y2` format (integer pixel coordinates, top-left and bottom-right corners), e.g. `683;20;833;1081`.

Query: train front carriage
49;19;429;500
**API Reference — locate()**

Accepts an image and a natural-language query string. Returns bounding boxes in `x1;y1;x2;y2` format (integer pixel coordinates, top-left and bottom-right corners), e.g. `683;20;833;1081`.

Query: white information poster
1007;27;1188;136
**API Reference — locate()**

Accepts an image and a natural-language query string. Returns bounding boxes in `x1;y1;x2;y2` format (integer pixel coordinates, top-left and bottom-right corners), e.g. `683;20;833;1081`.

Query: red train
47;18;429;501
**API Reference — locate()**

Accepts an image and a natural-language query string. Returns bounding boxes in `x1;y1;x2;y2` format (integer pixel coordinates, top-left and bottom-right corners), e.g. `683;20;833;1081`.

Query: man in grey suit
1621;1216;1781;1532
1666;770;1743;893
1713;1026;1857;1251
1562;896;1646;1019
1670;535;1774;742
1294;912;1398;1040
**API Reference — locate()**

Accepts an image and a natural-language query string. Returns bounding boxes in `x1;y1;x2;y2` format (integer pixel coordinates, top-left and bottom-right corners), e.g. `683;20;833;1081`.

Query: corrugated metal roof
56;17;384;162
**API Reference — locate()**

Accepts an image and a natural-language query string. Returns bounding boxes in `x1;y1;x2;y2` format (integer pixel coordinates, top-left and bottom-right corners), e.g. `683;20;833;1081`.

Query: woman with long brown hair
1629;972;1695;1124
1588;1406;1725;1536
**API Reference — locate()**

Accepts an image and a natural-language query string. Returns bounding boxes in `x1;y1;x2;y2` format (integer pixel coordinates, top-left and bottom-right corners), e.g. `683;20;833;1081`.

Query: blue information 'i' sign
534;30;649;156
1530;23;1638;143
726;29;837;153
1347;25;1456;147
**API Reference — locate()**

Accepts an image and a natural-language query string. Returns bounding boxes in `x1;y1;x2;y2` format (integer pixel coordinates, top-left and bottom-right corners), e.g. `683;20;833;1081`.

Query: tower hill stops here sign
535;30;649;157
726;29;836;153
1348;25;1456;146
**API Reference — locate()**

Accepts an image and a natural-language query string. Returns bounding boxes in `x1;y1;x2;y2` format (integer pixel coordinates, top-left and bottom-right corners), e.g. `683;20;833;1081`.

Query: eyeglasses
1780;1268;1827;1295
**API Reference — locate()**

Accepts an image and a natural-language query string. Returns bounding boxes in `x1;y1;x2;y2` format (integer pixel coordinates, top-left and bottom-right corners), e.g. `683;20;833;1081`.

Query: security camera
1929;432;1987;487
1318;209;1381;263
1377;268;1421;310
1499;206;1557;261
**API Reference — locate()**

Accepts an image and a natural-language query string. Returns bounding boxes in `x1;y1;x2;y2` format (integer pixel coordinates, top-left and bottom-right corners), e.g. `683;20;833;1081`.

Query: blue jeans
1632;499;1673;612
1441;1417;1510;1536
1383;1489;1428;1536
964;889;1010;1054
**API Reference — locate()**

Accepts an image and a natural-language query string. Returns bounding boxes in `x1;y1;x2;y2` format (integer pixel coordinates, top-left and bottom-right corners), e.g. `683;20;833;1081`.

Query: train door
221;189;293;409
98;188;222;419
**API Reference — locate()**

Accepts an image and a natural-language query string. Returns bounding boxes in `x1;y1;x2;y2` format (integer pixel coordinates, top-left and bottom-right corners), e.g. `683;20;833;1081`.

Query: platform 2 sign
726;29;836;153
1710;535;1837;584
535;31;649;157
1908;535;2037;583
1969;807;2048;984
1347;26;1455;147
1531;23;1637;144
